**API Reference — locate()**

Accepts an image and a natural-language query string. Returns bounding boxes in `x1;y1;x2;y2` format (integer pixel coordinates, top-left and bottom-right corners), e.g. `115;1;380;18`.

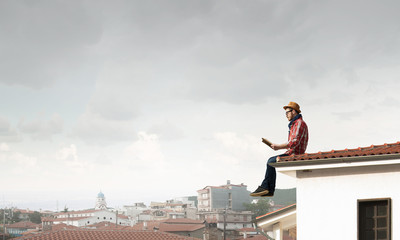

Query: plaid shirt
285;115;308;155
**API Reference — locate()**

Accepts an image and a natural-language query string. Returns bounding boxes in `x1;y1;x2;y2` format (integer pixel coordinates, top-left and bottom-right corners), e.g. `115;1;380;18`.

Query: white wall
296;165;400;240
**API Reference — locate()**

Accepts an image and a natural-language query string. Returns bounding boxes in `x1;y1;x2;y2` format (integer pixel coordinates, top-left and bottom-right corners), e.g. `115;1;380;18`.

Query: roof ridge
278;141;400;162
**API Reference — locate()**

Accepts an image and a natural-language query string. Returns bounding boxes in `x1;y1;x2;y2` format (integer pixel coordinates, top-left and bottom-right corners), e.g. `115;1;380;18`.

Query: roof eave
271;153;400;169
255;204;296;222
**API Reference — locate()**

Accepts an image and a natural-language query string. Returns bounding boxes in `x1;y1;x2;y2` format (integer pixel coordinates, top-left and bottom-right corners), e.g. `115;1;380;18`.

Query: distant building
146;199;198;221
197;180;253;239
173;196;198;208
197;180;251;212
115;203;148;225
5;221;40;237
42;209;130;227
95;191;107;210
199;209;252;230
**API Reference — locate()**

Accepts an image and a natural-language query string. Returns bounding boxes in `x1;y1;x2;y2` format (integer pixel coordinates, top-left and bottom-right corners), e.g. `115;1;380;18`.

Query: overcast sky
1;0;400;211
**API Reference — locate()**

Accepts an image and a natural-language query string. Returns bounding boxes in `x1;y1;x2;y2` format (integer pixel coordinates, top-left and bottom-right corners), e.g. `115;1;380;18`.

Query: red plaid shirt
285;115;308;155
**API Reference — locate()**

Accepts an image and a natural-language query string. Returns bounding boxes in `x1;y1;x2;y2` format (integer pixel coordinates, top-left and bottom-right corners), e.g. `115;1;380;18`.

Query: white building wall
296;166;400;240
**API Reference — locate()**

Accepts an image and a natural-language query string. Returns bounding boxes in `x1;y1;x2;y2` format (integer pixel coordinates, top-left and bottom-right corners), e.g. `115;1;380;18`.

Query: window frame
357;198;391;240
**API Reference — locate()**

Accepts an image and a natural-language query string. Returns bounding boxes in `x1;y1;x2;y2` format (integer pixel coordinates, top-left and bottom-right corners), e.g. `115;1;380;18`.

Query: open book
261;138;273;149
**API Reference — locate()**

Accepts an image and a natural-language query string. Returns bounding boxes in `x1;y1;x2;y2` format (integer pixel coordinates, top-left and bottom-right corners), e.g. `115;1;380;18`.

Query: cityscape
1;181;296;240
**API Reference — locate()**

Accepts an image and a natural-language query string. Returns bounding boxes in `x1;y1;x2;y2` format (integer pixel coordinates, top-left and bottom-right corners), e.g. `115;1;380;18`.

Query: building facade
43;209;130;227
272;142;400;240
197;180;251;212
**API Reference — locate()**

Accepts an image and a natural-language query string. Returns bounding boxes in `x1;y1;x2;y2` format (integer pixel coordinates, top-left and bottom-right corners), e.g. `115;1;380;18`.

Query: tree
243;198;272;220
29;211;42;224
11;211;21;223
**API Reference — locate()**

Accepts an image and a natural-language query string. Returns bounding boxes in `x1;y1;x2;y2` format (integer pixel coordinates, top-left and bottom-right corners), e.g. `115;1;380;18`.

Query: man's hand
271;143;288;151
271;144;279;151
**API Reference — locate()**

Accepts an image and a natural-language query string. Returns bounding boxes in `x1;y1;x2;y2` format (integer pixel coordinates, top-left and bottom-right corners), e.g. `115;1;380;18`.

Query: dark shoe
260;192;274;197
250;186;269;197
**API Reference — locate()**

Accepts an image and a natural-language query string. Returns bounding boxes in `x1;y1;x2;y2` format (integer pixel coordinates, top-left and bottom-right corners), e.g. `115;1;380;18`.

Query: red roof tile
238;227;257;232
6;221;40;229
159;223;205;232
131;221;160;231
13;229;201;240
130;219;206;233
45;223;80;231
163;219;204;224
278;142;400;162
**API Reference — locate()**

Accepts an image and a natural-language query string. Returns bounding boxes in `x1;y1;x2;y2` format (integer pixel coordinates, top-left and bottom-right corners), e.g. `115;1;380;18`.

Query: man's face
285;108;295;121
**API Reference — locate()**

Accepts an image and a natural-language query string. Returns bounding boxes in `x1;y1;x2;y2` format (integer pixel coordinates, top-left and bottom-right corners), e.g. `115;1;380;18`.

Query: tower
95;191;107;210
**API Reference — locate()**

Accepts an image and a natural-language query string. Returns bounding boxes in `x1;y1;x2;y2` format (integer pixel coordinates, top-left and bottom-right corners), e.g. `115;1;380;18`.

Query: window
358;198;391;240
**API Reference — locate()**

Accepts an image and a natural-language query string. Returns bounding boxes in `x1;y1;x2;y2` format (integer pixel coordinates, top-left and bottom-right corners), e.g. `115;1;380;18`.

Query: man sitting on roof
250;101;309;197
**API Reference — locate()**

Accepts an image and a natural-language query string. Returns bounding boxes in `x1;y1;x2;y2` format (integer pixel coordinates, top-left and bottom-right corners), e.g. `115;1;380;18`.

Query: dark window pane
364;230;374;239
377;205;387;216
365;218;374;229
377;229;387;239
377;217;387;228
365;206;374;217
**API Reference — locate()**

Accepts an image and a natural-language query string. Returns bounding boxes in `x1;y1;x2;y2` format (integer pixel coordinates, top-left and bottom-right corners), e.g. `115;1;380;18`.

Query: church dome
97;191;105;198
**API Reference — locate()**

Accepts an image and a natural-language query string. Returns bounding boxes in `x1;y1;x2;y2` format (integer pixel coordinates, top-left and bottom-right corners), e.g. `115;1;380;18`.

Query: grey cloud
88;92;138;122
0;116;22;142
0;0;103;88
71;112;136;145
148;121;184;141
3;0;400;105
18;113;63;140
97;0;400;104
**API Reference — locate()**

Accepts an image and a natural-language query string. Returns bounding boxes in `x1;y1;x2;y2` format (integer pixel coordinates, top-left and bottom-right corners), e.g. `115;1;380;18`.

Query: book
262;138;273;148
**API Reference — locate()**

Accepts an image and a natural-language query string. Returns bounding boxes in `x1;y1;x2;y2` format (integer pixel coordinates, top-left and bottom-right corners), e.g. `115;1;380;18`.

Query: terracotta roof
159;223;205;232
45;223;80;231
278;142;400;162
238;227;257;232
95;224;132;230
131;219;206;232
256;204;296;220
13;230;201;240
6;221;40;229
130;221;160;231
118;214;129;219
163;219;204;224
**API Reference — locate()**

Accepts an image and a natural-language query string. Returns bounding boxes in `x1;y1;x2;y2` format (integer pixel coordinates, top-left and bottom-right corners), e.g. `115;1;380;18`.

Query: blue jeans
261;154;288;193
